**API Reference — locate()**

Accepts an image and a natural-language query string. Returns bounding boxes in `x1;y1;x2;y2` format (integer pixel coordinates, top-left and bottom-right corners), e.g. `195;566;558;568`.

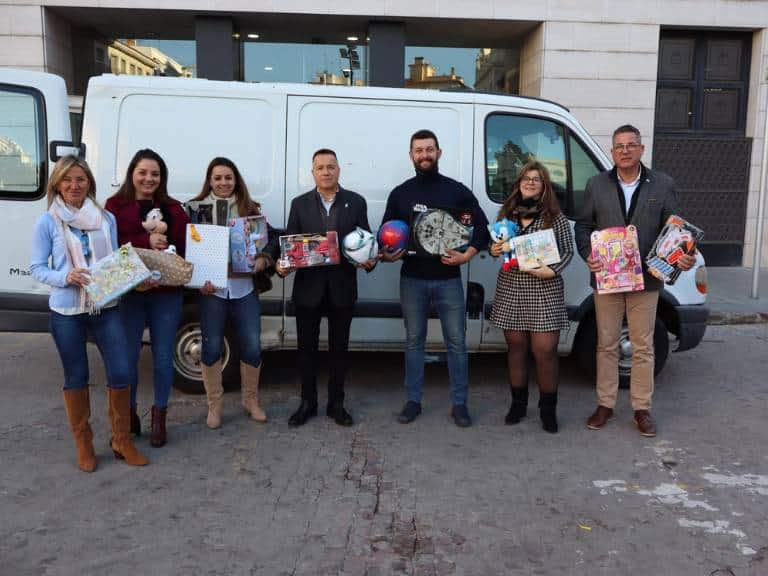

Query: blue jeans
400;276;468;405
199;291;262;368
120;289;184;409
49;307;131;390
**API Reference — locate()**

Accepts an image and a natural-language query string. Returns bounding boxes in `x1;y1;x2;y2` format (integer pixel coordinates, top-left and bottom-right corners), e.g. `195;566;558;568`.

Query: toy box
512;228;561;271
646;215;703;284
408;205;474;257
278;232;340;268
229;215;268;273
591;225;645;294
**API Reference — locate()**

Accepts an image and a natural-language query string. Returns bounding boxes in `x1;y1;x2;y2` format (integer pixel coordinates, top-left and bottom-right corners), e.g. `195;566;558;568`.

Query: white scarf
196;192;239;225
49;196;113;312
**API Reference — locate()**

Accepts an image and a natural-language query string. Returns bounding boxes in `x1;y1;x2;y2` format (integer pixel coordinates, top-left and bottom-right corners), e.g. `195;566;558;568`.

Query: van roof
88;74;573;118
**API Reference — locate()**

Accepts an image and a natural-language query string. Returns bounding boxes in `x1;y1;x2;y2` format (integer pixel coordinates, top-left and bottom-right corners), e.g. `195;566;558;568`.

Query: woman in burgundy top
105;149;189;447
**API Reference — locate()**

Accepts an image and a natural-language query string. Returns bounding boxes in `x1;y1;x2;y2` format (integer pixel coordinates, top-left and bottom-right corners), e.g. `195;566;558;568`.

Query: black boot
505;386;528;425
539;392;558;434
288;400;318;427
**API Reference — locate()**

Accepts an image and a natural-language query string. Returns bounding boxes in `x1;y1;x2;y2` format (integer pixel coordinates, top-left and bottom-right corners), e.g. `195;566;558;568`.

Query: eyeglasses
521;176;542;184
612;142;642;152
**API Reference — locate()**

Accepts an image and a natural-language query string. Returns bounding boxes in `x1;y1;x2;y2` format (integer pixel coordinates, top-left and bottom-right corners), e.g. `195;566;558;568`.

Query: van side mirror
50;141;87;162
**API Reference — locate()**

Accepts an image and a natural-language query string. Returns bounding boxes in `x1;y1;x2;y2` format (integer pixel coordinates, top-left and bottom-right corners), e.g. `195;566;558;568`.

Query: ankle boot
539;391;558;434
240;362;267;422
63;388;97;472
150;405;167;447
107;387;148;466
505;386;529;425
130;405;141;436
201;361;224;429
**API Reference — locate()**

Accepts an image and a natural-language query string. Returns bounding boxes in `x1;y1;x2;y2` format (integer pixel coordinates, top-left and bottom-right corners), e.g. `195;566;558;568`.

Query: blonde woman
30;156;147;471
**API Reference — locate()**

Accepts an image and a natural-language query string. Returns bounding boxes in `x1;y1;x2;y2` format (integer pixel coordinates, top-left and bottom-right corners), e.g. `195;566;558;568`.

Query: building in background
0;1;767;266
404;56;467;90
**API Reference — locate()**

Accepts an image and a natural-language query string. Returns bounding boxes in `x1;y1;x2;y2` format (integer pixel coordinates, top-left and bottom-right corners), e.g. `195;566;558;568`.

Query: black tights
504;330;560;394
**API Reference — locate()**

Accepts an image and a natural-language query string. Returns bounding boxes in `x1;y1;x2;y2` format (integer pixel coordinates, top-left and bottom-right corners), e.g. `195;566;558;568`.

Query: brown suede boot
240;362;267;422
107;387;148;466
63;388;97;472
150;406;167;447
201;361;223;429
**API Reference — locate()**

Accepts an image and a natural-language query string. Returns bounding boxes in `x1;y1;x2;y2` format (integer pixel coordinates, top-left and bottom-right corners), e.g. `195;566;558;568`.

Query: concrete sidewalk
705;266;768;324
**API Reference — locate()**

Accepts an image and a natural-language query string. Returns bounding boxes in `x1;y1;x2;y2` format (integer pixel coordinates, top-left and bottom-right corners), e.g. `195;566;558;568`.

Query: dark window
656;32;750;135
0;84;46;200
485;113;602;219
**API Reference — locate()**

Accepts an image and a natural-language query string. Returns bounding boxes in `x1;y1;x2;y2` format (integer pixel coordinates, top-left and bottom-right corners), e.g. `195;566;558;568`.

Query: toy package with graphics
646;215;703;284
278;232;340;268
229;215;268;273
409;205;474;257
513;228;561;271
590;225;645;294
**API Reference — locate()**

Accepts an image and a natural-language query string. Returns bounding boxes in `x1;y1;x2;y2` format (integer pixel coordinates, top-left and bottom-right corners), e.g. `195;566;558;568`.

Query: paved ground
707;267;768;324
1;324;766;576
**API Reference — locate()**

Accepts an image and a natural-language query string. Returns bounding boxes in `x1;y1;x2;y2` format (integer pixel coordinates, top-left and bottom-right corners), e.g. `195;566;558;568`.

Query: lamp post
339;44;360;86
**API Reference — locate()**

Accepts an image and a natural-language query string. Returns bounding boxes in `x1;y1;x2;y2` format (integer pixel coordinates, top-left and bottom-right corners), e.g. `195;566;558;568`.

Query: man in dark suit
276;149;375;427
574;125;695;437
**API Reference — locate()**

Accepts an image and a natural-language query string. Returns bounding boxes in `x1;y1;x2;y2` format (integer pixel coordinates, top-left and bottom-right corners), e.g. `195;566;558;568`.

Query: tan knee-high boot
63;388;97;472
241;362;267;422
108;387;148;466
201;360;223;429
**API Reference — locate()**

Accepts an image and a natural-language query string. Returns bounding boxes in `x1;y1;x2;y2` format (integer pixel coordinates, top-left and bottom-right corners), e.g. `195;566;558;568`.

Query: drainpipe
751;78;768;299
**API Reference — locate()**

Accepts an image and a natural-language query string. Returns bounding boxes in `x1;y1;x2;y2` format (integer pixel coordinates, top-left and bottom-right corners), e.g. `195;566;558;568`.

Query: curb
707;311;768;325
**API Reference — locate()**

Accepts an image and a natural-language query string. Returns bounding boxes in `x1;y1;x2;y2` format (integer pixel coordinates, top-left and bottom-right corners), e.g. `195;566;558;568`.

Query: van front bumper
673;304;709;352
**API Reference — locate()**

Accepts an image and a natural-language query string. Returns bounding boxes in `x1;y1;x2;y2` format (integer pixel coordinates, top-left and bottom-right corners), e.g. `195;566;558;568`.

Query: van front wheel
574;314;669;389
172;308;241;395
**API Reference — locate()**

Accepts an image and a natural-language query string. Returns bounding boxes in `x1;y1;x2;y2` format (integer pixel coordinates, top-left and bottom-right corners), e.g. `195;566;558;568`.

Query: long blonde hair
46;155;101;209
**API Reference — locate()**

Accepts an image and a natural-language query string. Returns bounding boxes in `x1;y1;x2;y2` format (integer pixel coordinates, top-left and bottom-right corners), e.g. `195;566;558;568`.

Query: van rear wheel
172;306;241;395
574;314;669;389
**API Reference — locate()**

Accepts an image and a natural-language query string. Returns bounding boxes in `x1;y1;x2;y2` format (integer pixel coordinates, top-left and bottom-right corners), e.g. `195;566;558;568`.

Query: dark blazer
574;164;679;292
284;187;371;308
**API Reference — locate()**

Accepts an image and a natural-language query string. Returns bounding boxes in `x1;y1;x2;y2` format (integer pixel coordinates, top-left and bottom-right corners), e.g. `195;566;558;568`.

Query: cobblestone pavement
1;324;766;575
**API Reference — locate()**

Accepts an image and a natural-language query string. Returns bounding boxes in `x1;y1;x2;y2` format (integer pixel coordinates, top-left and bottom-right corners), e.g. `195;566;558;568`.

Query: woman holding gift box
188;157;277;429
489;161;574;433
105;149;189;447
30;156;148;471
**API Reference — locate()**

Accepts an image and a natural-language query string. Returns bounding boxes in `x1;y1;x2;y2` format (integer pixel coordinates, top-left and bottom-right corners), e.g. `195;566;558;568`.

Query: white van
0;70;709;393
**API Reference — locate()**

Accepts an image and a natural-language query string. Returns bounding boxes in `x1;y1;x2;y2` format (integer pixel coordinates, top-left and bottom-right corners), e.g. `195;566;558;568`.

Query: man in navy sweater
381;129;489;427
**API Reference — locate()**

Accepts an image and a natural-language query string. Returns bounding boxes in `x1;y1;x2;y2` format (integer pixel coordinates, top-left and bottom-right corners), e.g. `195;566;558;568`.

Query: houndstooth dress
490;212;574;332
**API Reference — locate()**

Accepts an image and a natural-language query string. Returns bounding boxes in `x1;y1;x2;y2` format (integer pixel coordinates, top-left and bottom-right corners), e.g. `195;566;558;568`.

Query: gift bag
185;223;230;288
84;243;152;309
134;248;194;286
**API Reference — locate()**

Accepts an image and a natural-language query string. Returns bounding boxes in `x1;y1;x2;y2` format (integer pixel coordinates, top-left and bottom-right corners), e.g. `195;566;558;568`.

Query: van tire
574;314;669;389
172;305;241;395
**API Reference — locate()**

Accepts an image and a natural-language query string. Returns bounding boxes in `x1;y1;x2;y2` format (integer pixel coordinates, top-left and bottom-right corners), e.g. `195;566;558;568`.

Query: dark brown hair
191;157;261;217
410;129;439;150
497;160;561;229
114;148;171;204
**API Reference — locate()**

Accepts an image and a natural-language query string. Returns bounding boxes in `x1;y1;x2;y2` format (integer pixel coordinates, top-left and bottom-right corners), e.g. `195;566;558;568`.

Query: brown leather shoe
633;410;657;437
586;405;614;430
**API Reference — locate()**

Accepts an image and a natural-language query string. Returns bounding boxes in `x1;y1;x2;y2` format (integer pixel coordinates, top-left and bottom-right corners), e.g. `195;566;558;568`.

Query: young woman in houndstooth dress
489;161;574;433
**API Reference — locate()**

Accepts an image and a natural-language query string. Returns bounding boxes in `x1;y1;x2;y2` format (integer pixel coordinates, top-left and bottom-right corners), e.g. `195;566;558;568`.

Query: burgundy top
105;194;190;293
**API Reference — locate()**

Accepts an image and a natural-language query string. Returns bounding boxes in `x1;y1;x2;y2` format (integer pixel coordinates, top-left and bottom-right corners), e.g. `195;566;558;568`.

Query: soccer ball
342;227;378;264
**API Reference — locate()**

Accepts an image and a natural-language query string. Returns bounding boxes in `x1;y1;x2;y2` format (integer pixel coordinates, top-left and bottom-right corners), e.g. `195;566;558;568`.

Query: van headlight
695;265;708;294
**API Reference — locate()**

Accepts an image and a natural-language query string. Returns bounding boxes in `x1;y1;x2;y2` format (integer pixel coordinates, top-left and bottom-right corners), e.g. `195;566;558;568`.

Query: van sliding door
284;95;475;352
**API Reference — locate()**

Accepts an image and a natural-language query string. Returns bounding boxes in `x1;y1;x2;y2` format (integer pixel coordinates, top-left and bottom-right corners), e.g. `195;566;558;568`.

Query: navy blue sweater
382;171;490;279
